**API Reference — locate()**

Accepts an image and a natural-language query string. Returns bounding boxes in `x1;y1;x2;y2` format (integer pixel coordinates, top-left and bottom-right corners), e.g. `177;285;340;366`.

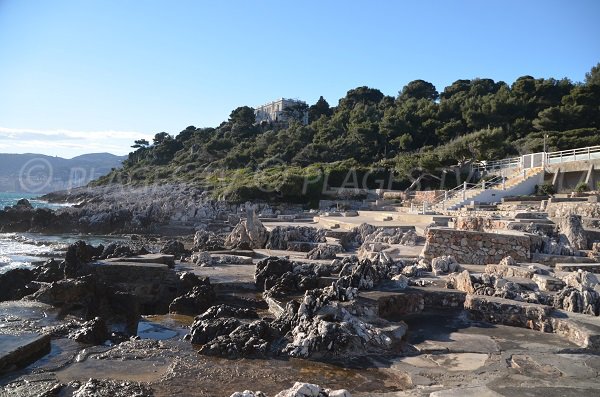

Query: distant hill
0;152;126;193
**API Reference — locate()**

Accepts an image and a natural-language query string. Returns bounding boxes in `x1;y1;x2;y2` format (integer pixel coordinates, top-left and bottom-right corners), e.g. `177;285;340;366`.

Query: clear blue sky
0;0;599;158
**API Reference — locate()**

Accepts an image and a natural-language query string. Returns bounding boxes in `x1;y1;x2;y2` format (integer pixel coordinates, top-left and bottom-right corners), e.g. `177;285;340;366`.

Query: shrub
537;183;555;196
576;182;589;193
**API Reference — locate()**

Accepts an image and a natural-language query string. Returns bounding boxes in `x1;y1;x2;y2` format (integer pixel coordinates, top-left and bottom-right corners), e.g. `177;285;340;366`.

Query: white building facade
255;98;309;125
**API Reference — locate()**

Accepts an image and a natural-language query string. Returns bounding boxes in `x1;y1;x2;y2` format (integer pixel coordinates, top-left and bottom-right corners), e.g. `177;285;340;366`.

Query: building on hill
255;98;309;125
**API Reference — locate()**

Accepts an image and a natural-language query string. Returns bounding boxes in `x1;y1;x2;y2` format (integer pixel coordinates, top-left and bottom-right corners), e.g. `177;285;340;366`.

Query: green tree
585;62;600;86
308;96;332;122
399;80;439;101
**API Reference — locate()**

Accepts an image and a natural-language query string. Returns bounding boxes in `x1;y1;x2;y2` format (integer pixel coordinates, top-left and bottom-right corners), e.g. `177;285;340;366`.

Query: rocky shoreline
1;189;600;396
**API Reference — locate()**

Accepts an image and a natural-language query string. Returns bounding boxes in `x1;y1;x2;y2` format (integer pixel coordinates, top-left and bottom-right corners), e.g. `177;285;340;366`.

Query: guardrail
546;145;600;165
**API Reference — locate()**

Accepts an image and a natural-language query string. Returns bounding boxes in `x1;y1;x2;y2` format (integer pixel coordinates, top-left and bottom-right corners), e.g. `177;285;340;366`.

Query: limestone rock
431;255;459;275
274;382;352;397
306;244;341;260
192;251;212;266
266;226;326;251
225;205;269;250
71;378;153;397
448;270;475;294
498;256;517;266
455;216;485;232
193;229;225;251
557;215;589;251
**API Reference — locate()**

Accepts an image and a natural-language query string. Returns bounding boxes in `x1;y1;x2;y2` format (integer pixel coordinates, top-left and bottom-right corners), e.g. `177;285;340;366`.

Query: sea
0;192;119;274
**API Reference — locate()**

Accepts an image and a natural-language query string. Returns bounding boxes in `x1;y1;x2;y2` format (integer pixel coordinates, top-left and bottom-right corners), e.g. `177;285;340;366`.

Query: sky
0;0;599;158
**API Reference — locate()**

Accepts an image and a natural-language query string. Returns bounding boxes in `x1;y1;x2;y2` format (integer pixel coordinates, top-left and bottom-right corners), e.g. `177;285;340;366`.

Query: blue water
0;192;68;210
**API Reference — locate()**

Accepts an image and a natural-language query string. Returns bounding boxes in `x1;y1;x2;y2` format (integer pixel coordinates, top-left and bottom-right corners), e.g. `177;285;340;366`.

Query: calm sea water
0;192;117;274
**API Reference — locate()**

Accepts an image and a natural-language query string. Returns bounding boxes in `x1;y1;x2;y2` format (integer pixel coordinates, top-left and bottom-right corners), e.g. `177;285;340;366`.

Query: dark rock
196;304;258;320
255;257;294;291
187;317;241;344
68;317;109;345
169;284;216;315
15;198;33;209
33;259;64;282
199;320;274;358
0;268;36;301
160;240;187;258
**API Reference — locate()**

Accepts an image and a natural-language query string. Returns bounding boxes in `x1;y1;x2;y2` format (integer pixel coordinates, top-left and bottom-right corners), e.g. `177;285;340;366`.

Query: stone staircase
440;167;544;211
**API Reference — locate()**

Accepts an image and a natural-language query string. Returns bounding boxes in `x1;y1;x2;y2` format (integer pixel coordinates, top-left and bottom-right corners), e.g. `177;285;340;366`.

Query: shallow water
0;232;126;274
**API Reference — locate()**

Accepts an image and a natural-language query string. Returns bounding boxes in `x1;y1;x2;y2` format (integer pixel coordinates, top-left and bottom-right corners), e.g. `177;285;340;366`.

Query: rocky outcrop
199;320;274;358
68;317;109;345
554;286;600;316
557;215;589;251
266;226;326;251
225;204;269;250
193;229;225;251
160;240;187;259
169;279;216;315
187;317;241;345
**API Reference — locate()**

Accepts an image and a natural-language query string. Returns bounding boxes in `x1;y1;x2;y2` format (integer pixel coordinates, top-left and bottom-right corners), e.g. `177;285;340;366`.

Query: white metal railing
546;145;600;165
475;145;600;173
474;156;521;172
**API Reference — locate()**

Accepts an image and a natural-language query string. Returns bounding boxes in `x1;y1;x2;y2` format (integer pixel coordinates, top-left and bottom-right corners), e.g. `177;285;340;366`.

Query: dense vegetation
95;64;600;204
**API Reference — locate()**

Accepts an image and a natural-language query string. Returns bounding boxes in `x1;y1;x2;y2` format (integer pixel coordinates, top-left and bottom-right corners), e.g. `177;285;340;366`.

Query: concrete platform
555;262;600;273
0;333;51;374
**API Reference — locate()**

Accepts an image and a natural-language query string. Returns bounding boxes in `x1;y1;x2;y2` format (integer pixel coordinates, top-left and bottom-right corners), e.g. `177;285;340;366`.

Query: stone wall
546;202;600;218
421;228;532;265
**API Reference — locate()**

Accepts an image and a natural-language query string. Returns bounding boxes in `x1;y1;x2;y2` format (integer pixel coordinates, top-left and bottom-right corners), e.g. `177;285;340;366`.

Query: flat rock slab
0;333;51;374
96;260;169;269
104;253;175;266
